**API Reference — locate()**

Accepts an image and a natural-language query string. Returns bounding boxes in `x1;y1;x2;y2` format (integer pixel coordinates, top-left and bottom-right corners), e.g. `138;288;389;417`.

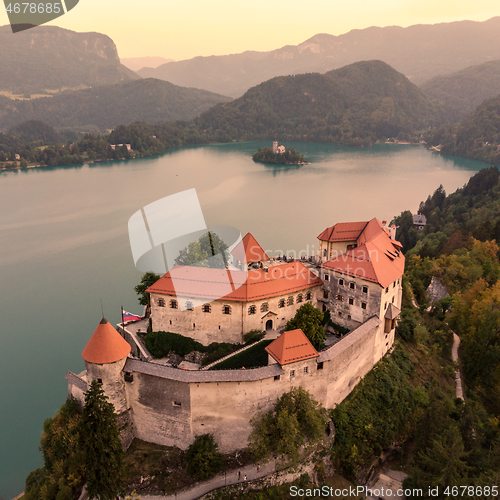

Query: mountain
138;17;500;98
0;25;139;94
121;57;175;72
194;61;448;146
420;60;500;119
7;120;63;144
0;78;232;131
424;94;500;165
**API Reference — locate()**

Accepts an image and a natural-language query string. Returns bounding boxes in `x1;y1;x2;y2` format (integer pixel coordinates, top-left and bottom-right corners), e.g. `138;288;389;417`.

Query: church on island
66;217;404;452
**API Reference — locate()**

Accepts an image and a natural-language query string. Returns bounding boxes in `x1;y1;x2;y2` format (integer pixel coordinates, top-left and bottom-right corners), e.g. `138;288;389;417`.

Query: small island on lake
252;141;307;164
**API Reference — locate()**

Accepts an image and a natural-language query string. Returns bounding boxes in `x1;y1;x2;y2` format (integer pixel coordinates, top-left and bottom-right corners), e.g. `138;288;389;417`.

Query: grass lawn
209;339;273;370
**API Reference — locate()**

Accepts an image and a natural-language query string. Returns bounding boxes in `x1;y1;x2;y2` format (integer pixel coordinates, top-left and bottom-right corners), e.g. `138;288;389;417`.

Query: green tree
134;271;161;306
186;434;224;480
80;380;124;500
174;231;229;268
285;302;326;350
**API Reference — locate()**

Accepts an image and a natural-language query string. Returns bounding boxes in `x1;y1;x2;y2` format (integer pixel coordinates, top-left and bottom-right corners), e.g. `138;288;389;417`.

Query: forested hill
420;60;500;120
0;25;138;94
195;61;449;146
0;79;232;132
424;94;500;165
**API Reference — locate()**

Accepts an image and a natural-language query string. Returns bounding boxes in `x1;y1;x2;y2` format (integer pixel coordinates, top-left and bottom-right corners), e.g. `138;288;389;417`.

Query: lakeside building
66;218;404;452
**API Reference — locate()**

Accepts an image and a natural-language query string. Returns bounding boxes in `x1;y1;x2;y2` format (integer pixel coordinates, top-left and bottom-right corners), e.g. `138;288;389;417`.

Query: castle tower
272;140;278;154
82;317;131;414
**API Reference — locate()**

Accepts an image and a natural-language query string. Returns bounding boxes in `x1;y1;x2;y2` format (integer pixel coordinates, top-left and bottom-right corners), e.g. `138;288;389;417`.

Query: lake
0;141;489;498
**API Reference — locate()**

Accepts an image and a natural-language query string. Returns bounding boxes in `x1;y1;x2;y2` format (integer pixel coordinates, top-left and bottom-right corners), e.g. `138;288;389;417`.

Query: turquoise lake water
0;141;490;498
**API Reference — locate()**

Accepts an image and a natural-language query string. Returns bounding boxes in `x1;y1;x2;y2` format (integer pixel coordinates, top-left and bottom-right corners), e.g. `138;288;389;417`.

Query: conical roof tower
82;317;131;364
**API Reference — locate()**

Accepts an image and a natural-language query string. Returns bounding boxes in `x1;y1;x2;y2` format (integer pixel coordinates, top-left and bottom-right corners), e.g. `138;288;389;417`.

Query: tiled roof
318;316;381;362
317;221;368;242
231;232;269;262
385;303;401;320
265;329;319;365
124;358;284;383
146;261;322;302
321;218;405;288
64;371;88;392
82;318;131;364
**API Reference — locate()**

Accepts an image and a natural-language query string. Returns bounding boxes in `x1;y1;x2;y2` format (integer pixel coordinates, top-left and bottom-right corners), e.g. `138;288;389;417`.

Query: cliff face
0;25;139;93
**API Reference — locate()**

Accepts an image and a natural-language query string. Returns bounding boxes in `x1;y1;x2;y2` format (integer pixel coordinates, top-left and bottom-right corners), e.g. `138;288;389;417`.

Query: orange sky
1;0;500;61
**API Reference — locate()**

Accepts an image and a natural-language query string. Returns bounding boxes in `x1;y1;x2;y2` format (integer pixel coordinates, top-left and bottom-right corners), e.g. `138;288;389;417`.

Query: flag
122;310;142;322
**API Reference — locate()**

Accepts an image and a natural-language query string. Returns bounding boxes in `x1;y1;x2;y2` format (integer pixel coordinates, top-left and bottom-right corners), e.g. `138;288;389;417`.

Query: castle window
296;294;303;303
274;375;280;381
323;290;329;299
336;294;343;301
261;302;269;312
223;305;231;315
338;311;342;317
306;292;311;301
287;296;294;306
278;299;285;308
324;274;330;281
393;282;396;288
385;287;389;293
172;401;182;407
170;299;178;309
384;302;387;309
185;301;194;310
322;304;327;312
170;320;172;325
392;296;395;303
202;304;211;313
348;298;354;305
349;282;355;290
361;302;367;310
97;378;102;384
362;286;368;294
248;305;256;315
158;298;165;307
124;372;133;382
347;315;351;320
317;362;324;370
290;370;295;378
193;323;195;328
304;366;308;374
323;249;327;258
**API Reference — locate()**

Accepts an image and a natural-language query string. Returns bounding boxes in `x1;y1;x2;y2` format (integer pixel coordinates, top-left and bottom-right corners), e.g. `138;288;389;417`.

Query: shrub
186;434;224;480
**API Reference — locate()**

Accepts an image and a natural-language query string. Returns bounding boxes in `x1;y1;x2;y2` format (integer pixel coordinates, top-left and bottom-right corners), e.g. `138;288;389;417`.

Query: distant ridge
138;17;500;97
0;78;232;131
0;24;139;94
420;60;500;119
121;56;175;72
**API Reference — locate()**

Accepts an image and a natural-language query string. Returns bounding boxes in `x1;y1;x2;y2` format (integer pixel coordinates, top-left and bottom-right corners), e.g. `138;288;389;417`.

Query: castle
66;218;403;452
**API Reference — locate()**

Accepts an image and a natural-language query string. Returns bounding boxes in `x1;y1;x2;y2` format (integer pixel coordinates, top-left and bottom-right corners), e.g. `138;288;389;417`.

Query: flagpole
121;306;125;338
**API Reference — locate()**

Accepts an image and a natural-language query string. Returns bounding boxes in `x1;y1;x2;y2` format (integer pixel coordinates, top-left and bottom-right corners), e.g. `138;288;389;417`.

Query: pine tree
80;380;124;500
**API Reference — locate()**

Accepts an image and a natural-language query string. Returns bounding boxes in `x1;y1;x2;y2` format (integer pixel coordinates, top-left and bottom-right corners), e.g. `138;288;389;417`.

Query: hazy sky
2;0;500;61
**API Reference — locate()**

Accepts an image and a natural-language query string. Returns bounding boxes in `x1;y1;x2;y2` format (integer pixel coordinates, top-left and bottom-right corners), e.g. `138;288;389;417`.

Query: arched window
158;298;165;307
287;296;294;306
278;299;285;308
336;294;343;301
170;299;178;309
248;305;256;315
223;305;231;315
306;292;311;301
297;294;303;303
261;302;269;312
185;301;194;311
202;304;211;313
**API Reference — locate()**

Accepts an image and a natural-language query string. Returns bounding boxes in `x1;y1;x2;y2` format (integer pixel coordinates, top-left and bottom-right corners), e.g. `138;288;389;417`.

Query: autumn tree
134;271;161;306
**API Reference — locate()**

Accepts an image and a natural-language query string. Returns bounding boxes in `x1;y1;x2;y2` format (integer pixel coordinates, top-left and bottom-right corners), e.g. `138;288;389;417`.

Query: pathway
140;460;277;500
452;333;464;401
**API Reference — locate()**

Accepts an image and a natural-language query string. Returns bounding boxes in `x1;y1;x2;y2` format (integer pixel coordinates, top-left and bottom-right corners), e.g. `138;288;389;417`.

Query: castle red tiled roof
82;318;131;364
317;221;368;242
265;329;319;365
231;232;269;263
320;218;404;288
146;261;322;302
